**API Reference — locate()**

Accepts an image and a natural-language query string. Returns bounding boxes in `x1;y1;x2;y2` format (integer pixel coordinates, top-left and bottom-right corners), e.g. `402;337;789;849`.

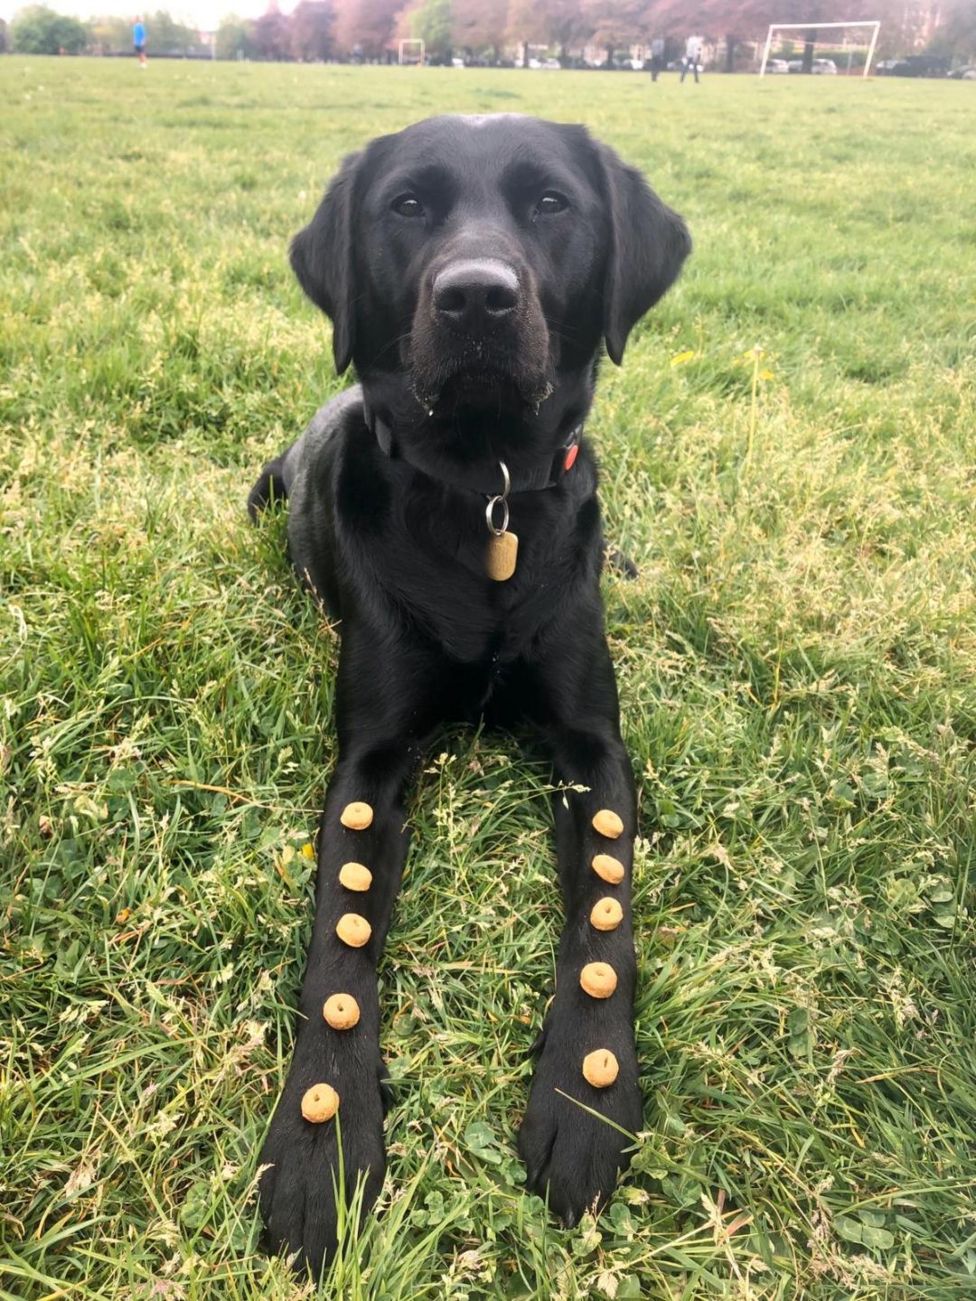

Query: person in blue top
133;17;147;66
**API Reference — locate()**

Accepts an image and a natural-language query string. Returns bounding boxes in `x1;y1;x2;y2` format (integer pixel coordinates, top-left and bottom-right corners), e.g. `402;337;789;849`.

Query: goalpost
398;38;425;66
760;21;881;77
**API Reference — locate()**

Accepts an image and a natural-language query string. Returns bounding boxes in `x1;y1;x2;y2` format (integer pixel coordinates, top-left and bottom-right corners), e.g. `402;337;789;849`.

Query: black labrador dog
249;113;690;1274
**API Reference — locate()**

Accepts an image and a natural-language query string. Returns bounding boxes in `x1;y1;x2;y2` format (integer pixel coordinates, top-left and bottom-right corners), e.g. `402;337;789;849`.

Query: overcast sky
0;0;274;27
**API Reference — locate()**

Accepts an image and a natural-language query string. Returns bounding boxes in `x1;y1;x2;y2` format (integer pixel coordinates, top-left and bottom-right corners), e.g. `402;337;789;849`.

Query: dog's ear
597;143;691;365
290;151;362;375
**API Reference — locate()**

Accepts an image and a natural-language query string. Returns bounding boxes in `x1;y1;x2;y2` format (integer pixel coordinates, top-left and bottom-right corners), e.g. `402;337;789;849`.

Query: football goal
398;38;425;66
759;21;881;77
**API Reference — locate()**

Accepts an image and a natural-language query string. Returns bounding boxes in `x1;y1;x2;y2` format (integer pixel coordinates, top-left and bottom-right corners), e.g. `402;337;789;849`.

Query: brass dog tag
486;530;518;581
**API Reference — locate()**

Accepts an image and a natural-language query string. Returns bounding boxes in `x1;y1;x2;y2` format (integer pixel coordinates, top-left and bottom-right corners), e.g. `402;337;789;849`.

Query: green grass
2;56;976;1299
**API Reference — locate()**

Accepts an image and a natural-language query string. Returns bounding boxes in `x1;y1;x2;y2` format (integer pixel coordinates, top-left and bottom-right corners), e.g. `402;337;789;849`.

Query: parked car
764;58;790;73
885;54;949;76
788;57;837;74
948;65;976;79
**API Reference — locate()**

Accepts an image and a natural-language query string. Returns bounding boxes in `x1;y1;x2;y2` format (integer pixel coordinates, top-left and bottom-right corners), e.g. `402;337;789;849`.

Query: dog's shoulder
284;384;370;514
292;384;366;467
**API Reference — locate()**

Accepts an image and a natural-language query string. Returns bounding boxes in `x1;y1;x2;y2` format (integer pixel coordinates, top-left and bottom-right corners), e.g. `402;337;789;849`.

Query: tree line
4;0;974;67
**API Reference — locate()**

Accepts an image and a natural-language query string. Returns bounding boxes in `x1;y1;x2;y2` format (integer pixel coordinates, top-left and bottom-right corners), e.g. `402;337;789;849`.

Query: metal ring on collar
486;495;509;536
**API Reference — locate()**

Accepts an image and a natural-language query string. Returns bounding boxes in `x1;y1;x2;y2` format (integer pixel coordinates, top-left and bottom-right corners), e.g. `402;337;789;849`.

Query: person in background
649;36;665;82
133;16;147;67
681;34;702;83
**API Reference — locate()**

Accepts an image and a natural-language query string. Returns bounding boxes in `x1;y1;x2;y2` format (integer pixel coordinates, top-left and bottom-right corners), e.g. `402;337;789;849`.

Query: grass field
2;55;976;1299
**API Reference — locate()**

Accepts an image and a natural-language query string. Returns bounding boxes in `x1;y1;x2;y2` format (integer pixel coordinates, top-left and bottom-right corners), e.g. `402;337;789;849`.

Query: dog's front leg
258;635;437;1277
517;637;642;1225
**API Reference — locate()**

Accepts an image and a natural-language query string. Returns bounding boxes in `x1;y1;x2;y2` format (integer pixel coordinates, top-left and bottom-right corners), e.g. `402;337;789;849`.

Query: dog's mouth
412;350;553;417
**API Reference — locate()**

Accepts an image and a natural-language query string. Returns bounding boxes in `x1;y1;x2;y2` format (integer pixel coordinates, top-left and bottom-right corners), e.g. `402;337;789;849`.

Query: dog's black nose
432;260;519;330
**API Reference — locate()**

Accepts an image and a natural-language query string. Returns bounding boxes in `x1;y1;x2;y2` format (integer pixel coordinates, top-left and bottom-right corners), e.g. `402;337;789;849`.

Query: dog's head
291;115;690;456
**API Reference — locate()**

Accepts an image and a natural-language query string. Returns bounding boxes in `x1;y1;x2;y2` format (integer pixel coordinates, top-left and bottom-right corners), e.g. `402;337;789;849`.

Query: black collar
367;410;582;497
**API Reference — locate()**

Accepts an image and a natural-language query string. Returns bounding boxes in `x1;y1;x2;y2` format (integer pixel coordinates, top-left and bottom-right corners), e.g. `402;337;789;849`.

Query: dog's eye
392;194;425;219
534;192;568;218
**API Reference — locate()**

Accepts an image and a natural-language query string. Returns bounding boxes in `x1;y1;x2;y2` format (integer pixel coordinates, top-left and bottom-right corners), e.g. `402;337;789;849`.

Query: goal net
759;21;880;77
398;38;425;66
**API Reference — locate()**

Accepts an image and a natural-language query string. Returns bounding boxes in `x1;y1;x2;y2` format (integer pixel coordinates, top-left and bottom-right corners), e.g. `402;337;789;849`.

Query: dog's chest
386;541;562;664
380;494;583;665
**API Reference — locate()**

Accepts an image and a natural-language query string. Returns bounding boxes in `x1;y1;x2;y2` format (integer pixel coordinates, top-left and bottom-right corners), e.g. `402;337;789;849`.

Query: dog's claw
527;1026;547;1058
378;1063;395;1115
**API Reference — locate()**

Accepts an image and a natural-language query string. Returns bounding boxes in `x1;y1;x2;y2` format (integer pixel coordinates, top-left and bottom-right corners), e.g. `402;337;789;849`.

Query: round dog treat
340;802;374;831
301;1082;339;1123
582;1049;619;1089
592;809;624;839
592;853;625;885
579;961;617;999
336;912;371;948
323;993;361;1030
590;896;624;931
339;861;372;892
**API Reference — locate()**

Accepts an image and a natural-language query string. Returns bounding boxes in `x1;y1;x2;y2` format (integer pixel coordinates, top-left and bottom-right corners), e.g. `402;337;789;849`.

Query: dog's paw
247;456;288;521
258;1044;386;1277
518;1014;641;1226
604;545;639;580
